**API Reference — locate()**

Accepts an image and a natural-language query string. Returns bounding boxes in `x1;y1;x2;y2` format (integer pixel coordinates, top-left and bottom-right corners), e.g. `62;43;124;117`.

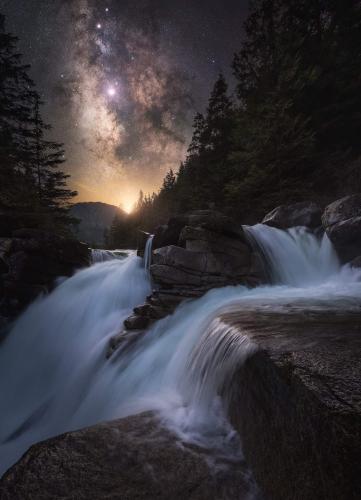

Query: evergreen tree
0;13;37;208
0;14;77;232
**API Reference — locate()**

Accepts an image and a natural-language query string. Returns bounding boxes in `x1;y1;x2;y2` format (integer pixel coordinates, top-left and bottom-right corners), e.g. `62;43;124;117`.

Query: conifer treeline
109;0;361;248
0;14;76;234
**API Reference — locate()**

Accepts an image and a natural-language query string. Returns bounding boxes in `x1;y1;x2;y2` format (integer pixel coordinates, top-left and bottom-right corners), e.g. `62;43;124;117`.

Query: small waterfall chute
91;249;131;263
244;224;340;286
143;234;154;270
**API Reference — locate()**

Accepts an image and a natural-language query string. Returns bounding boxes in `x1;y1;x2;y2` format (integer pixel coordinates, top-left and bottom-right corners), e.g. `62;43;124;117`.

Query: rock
222;304;361;500
151;264;202;287
187;210;244;239
0;230;90;321
0;412;256;500
153;243;251;277
153;210;245;250
179;226;250;257
322;194;361;261
322;194;361;227
107;330;147;359
124;314;151;330
350;256;361;268
153;215;189;249
262;201;322;229
126;210;265;337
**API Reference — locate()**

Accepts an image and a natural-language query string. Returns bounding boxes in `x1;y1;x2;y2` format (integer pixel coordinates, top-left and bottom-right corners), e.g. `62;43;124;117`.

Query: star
96;23;102;29
107;86;116;97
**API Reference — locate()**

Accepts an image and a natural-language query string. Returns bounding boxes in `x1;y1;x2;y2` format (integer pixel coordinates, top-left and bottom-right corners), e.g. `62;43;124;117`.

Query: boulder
0;412;256;500
152;210;245;250
124;314;150;330
222;304;361;500
153;245;251;278
126;210;266;338
262;202;322;229
179;226;249;257
153;215;189;249
187;210;244;239
350;256;361;268
322;194;361;261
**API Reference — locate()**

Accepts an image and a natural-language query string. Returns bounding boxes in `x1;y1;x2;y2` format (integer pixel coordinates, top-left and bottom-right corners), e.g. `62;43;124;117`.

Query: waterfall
0;224;360;478
244;224;340;286
143;234;154;270
91;249;131;263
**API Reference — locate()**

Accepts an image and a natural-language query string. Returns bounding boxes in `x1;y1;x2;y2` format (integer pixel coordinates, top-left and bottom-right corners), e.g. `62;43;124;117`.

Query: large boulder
126;210;265;332
0;412;256;500
152;210;245;251
153;244;251;278
322;194;361;261
152;215;189;250
223;304;361;500
262;202;322;229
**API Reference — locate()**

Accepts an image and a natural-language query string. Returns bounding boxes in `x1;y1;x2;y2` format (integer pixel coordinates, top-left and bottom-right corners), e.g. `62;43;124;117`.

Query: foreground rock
322;194;361;261
262;201;322;229
0;412;257;500
123;210;265;333
222;304;361;500
0;229;90;322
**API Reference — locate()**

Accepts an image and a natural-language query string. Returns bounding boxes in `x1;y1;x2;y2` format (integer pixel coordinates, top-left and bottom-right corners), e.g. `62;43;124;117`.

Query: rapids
0;225;361;480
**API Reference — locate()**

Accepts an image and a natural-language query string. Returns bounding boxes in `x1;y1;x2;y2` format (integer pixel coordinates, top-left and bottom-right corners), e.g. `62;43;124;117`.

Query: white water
143;234;154;270
244;224;340;286
91;248;132;263
0;225;360;481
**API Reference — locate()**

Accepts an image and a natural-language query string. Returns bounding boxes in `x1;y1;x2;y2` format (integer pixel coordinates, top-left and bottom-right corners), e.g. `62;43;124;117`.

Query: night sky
2;0;248;211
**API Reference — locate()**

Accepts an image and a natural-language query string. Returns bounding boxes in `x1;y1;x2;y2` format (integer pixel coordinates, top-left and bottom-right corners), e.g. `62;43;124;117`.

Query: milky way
2;0;247;210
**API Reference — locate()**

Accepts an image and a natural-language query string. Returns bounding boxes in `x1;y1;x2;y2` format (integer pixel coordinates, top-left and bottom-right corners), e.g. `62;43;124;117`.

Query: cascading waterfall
0;224;361;480
91;248;131;263
244;224;340;286
143;234;154;269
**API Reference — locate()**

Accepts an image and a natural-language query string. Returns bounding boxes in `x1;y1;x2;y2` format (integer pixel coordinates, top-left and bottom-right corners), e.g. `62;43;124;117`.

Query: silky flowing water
0;226;360;488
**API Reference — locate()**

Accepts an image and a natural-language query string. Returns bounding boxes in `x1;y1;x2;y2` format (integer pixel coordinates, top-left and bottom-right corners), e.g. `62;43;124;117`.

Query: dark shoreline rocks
223;306;361;500
0;412;258;500
123;210;266;333
0;229;90;323
322;194;361;262
262;201;322;229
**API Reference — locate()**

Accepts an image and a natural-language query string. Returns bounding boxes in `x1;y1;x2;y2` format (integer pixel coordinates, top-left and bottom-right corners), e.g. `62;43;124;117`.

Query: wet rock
107;330;147;359
151;264;203;287
350;256;361;268
153;215;189;250
262;201;322;229
322;194;361;261
187;210;244;239
124;314;151;330
0;412;255;500
0;230;90;321
223;305;361;500
128;210;265;337
179;226;249;257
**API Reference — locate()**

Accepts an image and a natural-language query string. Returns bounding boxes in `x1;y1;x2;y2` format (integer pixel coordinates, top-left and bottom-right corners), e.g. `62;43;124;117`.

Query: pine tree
0;14;77;232
0;14;37;208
